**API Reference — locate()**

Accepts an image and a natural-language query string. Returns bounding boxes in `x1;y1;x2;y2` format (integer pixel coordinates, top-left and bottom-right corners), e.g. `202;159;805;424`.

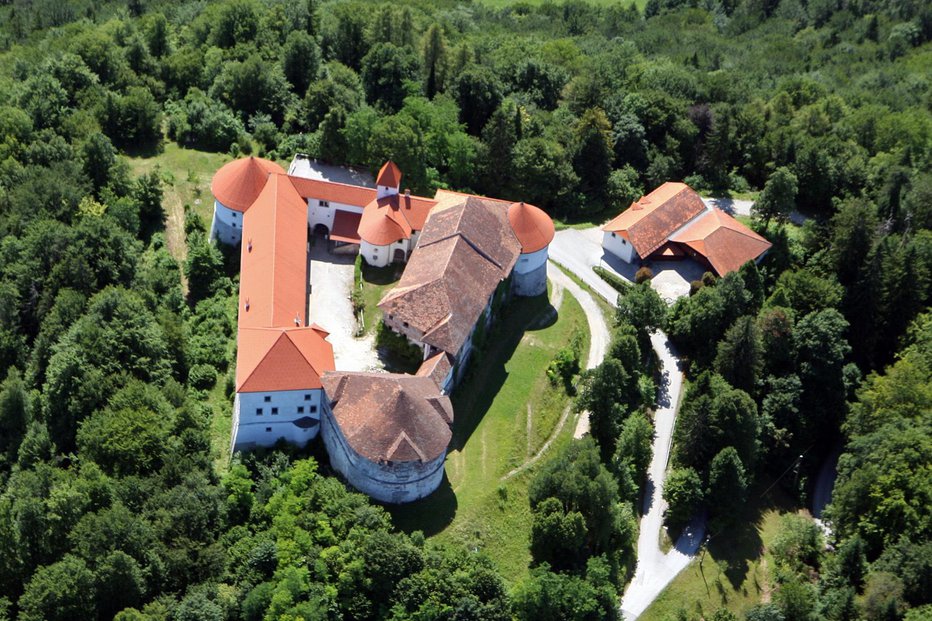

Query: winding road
549;237;706;621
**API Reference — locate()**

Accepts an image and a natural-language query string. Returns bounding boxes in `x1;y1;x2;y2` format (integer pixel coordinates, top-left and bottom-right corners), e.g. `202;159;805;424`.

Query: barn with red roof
602;182;771;276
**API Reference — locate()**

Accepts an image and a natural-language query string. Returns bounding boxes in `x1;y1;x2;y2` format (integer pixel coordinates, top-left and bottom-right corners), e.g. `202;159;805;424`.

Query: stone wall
321;403;447;504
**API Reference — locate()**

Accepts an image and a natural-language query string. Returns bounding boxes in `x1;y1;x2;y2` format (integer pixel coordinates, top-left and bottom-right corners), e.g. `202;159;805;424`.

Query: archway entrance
313;224;330;238
392;248;406;263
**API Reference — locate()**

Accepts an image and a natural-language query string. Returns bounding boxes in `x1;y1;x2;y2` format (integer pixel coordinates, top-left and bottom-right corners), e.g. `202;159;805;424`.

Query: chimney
405;188;411;197
294;314;300;326
244;298;250;312
247;239;253;252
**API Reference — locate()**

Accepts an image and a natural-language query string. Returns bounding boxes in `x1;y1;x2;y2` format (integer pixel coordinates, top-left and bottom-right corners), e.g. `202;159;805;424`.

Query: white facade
360;238;412;267
512;247;549;297
211;200;245;245
602;230;637;263
307;200;364;235
321;403;447;504
232;388;325;451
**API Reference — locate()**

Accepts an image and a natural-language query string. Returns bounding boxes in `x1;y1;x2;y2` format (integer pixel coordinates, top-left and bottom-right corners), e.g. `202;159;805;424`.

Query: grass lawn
358;260;403;334
125;143;237;263
388;287;589;584
639;488;808;621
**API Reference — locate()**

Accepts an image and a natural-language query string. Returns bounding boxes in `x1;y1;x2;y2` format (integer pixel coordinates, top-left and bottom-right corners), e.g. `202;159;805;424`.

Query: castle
211;156;555;503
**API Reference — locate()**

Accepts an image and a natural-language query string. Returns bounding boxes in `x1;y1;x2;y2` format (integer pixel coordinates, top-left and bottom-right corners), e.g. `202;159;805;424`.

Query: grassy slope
389;288;589;584
640;489;808;621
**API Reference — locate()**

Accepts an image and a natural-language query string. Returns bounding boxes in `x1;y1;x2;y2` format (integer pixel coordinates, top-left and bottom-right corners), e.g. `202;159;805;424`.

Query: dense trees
0;0;928;619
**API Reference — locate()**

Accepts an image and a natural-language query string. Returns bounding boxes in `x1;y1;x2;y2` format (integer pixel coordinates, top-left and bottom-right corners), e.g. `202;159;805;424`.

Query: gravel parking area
308;243;383;372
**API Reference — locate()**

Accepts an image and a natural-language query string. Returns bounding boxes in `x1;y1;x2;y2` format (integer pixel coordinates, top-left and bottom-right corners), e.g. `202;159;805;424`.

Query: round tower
210;156;285;245
508;202;555;297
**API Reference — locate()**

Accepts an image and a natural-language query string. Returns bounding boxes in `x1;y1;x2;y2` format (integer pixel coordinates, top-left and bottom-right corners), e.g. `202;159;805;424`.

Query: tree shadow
707;483;796;588
384;472;458;536
361;261;403;285
448;293;556;452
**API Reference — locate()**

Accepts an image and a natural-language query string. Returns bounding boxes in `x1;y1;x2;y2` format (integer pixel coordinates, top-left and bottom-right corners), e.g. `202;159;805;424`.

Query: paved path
548;250;706;620
620;333;704;621
308;244;383;372
547;263;611;438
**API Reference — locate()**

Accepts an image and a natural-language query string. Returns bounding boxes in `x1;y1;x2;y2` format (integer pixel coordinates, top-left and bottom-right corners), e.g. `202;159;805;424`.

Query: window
256;408;263;415
402;321;409;328
265;427;272;432
319;200;330;207
271;407;279;415
297;406;304;413
264;396;271;402
611;232;616;238
310;405;318;414
304;394;311;401
232;222;237;228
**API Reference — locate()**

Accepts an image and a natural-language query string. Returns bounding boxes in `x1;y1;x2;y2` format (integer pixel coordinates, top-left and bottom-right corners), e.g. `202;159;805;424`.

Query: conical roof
508;202;555;253
211;156;286;213
376;160;402;188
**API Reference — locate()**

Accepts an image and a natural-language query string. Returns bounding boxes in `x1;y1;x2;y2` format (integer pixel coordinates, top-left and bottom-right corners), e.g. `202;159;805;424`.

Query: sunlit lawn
388;287;589;584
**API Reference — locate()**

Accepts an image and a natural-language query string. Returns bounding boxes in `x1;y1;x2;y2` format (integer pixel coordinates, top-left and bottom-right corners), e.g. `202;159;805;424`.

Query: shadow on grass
384;473;458;536
701;482;797;589
449;293;557;452
361;261;403;285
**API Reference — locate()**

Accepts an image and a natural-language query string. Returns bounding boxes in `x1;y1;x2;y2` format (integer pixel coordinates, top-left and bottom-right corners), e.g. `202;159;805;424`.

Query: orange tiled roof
670;208;772;276
288;176;377;207
236;326;334;392
376;160;402;188
508;202;554;253
321;372;452;463
357;194;437;246
239;173;309;329
601;182;707;257
212;157;286;213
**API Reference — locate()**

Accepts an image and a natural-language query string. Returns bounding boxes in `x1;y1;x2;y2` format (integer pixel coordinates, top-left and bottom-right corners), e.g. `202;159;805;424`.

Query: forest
0;0;928;619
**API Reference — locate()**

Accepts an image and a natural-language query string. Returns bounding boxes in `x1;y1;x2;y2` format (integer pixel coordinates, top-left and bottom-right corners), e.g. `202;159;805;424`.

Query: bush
594;266;631;294
547;347;580;391
635;266;653;284
188;364;217;390
165;88;245;152
375;321;422;369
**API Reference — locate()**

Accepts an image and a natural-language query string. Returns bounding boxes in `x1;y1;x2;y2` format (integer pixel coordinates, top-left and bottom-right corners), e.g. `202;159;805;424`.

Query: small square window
612;232;616;238
264;396;271;402
271;407;279;415
265;427;272;432
297;406;304;413
310;405;318;414
402;321;409;328
256;408;263;415
320;200;330;207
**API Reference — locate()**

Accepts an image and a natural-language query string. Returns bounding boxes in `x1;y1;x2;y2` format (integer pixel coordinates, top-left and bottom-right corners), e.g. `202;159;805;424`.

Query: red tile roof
239;173;309;329
601;182;707;257
508;201;554;253
670;208;772;276
211;157;286;213
321;372;452;463
357;194;437;246
376;160;402;188
416;352;454;389
288;176;377;207
331;210;362;244
236;326;334;392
